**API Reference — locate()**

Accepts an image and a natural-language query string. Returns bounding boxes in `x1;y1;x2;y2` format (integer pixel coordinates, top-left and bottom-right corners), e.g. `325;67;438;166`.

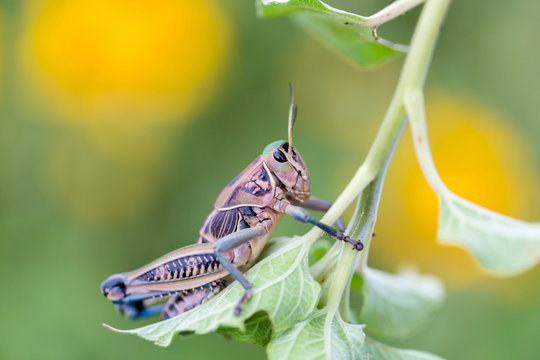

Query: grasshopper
101;84;363;320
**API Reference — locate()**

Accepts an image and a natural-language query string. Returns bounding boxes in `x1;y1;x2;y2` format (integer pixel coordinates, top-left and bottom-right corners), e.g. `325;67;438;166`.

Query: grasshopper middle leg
295;196;346;232
213;223;270;315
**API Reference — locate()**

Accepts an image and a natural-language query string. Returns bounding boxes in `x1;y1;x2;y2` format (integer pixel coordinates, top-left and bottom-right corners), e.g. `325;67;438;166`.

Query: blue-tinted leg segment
213;224;269;315
116;301;165;320
286;205;363;251
297;197;346;232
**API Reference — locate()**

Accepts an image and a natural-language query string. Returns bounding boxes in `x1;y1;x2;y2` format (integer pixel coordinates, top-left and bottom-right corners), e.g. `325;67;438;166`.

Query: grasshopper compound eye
273;149;287;163
101;275;127;301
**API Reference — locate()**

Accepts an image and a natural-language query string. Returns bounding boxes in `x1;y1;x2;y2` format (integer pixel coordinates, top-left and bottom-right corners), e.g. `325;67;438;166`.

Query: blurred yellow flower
20;0;229;126
18;0;231;223
373;93;537;288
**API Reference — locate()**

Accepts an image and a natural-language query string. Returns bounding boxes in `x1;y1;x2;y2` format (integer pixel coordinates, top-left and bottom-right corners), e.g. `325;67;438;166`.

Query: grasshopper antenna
288;82;298;152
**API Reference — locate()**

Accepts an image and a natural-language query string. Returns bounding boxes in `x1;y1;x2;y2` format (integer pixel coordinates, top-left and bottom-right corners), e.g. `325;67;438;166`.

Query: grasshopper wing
214;156;277;210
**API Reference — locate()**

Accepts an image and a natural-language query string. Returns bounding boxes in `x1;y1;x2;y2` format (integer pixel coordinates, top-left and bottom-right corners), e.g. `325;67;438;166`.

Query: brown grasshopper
101;84;363;320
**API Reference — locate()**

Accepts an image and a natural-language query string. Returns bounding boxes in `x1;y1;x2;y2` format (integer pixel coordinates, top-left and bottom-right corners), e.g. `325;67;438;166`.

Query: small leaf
218;311;273;346
366;338;446;360
360;267;444;339
256;0;403;66
105;238;320;347
438;191;540;275
292;16;401;66
309;238;332;265
268;310;369;360
350;272;364;292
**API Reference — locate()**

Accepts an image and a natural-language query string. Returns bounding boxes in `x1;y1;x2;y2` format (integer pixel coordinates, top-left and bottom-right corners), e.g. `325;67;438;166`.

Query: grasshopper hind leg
161;280;227;320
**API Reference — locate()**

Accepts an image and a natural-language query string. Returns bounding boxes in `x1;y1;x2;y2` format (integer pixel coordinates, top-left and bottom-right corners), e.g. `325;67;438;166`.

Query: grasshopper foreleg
286;205;363;251
213;224;270;315
294;196;346;232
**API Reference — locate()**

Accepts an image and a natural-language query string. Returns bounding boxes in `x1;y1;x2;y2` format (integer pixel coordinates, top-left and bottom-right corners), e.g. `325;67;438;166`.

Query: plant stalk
316;0;451;322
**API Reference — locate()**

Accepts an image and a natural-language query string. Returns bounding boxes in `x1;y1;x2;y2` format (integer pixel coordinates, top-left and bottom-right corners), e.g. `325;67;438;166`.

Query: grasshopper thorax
262;140;310;202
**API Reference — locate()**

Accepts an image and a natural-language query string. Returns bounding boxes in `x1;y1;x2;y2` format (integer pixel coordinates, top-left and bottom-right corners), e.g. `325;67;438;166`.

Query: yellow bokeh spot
20;0;229;124
19;0;232;223
374;93;536;288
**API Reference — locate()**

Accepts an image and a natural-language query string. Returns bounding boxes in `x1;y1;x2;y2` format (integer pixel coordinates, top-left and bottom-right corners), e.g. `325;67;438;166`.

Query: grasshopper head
262;140;310;202
262;83;310;202
101;274;127;301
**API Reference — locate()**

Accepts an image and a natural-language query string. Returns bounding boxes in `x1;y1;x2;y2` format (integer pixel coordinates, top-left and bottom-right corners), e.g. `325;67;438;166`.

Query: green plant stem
400;0;451;193
404;92;447;192
324;138;400;321
399;0;451;92
311;0;451;322
311;0;450;239
324;244;357;318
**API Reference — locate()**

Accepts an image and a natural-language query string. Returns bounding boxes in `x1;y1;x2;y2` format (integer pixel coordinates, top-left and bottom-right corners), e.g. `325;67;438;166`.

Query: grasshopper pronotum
101;84;363;320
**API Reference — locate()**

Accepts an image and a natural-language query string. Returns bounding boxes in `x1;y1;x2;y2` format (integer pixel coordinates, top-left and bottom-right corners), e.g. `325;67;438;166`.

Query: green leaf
438;191;540;275
267;310;369;360
105;238;320;347
218;311;273;346
309;238;333;265
256;0;403;66
360;267;444;339
404;79;540;276
366;338;446;360
292;15;400;66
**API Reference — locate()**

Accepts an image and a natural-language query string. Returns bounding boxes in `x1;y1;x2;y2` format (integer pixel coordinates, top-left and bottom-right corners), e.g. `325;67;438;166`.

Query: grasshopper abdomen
162;280;228;320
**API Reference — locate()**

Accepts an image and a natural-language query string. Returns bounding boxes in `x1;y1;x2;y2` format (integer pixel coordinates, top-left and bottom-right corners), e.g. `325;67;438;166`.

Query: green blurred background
0;0;539;359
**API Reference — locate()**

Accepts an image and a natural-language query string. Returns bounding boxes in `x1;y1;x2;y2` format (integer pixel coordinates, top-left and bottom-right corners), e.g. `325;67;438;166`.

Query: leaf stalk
312;0;451;325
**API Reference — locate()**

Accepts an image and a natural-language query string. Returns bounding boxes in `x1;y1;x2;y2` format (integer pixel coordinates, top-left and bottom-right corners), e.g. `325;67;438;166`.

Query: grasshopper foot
352;240;364;251
234;289;252;316
340;235;364;251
